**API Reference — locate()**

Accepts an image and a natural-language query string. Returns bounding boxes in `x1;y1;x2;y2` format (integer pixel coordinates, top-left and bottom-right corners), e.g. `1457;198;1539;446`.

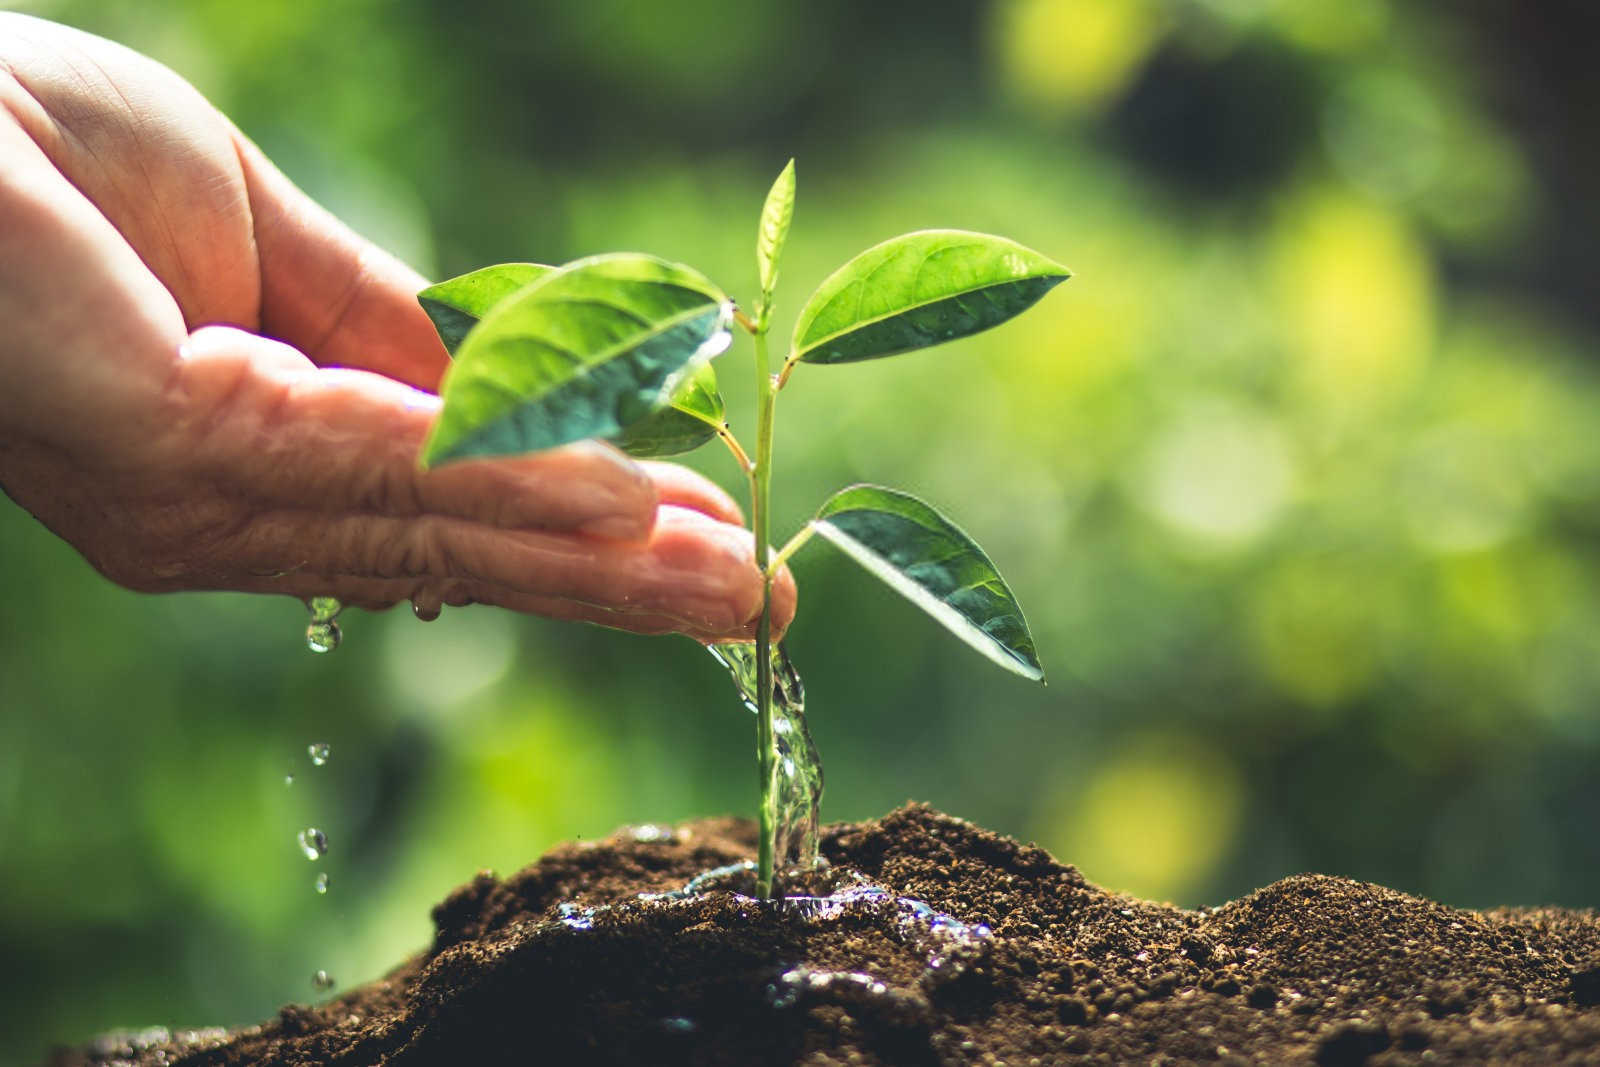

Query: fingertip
639;460;744;525
768;562;799;639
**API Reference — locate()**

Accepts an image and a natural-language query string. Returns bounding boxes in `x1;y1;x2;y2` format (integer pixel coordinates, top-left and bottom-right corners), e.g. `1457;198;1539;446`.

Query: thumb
229;128;448;390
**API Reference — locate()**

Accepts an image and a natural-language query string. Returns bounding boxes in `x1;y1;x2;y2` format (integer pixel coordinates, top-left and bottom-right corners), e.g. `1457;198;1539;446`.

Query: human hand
0;15;794;642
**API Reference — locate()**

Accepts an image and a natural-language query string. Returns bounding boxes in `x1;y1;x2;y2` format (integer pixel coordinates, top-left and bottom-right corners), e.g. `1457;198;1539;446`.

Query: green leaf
757;159;796;299
610;362;725;457
810;484;1043;681
418;263;554;355
793;230;1070;365
422;254;732;467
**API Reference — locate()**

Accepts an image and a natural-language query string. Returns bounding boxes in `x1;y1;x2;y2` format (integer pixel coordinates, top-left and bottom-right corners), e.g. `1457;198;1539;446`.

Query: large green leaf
792;230;1069;365
810;484;1043;681
756;159;795;300
421;254;731;467
418;263;554;355
610;362;725;457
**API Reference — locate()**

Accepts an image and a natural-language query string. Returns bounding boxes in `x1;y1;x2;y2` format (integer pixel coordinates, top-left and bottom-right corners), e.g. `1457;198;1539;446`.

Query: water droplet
297;827;328;861
305;597;344;652
629;824;677;844
283;773;294;786
315;872;329;894
307;742;331;766
306;619;341;654
312;970;335;991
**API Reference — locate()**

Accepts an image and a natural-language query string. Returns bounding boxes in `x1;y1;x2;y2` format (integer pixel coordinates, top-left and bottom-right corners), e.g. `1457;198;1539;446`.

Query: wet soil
54;804;1600;1065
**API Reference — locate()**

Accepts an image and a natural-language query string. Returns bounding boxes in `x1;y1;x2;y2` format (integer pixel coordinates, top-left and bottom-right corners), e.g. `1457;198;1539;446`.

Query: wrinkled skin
0;15;794;640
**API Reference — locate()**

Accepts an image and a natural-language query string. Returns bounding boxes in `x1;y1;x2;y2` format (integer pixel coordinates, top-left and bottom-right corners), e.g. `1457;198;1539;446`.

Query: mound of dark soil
54;804;1600;1065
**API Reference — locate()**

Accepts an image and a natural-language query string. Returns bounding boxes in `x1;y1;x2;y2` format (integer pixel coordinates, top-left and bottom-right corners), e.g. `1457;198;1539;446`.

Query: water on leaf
315;872;329;895
297;827;328;861
307;742;331;766
706;641;823;873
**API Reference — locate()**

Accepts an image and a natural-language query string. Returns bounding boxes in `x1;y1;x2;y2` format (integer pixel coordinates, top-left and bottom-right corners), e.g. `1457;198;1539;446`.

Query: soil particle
51;804;1600;1065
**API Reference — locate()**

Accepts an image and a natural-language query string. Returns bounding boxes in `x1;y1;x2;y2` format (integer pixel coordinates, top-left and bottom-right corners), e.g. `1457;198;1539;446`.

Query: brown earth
53;804;1600;1066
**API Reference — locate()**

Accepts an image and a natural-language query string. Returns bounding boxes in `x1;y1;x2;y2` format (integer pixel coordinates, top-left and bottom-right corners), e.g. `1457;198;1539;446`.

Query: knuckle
372;519;447;580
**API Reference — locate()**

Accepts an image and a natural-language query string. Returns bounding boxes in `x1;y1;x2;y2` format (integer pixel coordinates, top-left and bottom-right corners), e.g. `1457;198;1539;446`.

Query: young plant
416;162;1069;897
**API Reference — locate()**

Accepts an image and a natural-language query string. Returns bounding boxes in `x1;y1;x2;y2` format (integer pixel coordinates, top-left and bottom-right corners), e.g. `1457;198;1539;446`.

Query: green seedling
416;161;1070;897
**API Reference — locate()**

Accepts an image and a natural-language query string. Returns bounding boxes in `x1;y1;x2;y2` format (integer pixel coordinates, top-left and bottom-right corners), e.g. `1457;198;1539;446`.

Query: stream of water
706;641;823;873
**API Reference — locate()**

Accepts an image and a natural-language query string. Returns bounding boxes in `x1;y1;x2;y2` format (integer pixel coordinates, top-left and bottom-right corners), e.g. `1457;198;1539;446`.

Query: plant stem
716;423;754;474
751;327;779;898
768;524;815;577
776;350;801;390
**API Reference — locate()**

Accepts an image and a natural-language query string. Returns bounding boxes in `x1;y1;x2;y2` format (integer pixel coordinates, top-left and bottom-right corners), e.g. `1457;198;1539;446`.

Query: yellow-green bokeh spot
1271;190;1435;416
991;0;1170;116
1031;734;1244;905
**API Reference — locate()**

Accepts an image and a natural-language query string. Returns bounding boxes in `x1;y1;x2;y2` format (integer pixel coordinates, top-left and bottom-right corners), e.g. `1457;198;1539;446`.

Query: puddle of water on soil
554;861;993;1001
706;640;823;873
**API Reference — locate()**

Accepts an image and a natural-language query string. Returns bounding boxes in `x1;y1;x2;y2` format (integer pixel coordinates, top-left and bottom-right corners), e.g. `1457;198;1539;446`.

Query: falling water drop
307;742;331;766
314;872;330;895
411;595;442;622
283;773;294;786
305;621;341;654
297;827;328;861
305;597;344;653
312;970;335;991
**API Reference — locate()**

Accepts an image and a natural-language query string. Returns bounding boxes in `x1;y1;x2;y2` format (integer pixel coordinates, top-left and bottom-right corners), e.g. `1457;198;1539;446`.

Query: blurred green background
4;0;1600;1060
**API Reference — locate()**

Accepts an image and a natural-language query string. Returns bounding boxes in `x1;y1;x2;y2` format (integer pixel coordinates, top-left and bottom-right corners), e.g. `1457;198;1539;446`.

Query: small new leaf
810;484;1043;681
793;230;1069;365
757;159;796;301
418;263;554;355
611;362;725;458
422;254;731;467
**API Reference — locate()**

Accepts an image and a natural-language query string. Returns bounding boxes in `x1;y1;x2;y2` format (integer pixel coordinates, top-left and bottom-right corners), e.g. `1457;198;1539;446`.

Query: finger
768;559;798;641
178;326;659;540
637;460;744;524
228;128;448;391
247;573;721;640
205;500;770;637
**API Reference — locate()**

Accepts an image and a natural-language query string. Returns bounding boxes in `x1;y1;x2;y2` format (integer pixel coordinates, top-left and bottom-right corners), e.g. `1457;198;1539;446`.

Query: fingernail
578;515;651;542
